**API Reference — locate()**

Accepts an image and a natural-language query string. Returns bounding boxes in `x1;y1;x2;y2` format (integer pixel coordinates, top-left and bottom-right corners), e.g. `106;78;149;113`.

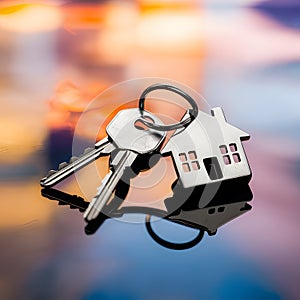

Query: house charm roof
162;107;252;190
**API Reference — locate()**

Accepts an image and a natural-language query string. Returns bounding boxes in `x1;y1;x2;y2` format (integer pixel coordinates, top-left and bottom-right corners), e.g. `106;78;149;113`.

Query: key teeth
58;162;68;170
47;170;56;176
70;156;78;163
83;147;93;155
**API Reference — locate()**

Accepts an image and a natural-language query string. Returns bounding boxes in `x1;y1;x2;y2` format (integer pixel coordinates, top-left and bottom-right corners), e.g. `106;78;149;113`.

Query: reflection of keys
41;188;89;212
40;136;115;188
84;108;166;222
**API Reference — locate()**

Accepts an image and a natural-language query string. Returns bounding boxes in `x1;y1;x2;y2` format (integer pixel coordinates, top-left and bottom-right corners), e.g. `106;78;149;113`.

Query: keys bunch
40;83;252;249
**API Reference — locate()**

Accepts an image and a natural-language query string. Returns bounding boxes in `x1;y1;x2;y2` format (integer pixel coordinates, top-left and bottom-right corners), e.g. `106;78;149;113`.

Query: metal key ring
145;215;205;250
138;83;199;131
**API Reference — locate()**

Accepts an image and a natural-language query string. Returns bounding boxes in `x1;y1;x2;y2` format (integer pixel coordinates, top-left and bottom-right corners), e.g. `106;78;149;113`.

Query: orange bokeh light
0;3;62;33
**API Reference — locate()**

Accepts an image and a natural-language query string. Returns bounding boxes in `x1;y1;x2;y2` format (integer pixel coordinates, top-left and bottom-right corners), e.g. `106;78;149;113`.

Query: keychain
41;83;252;249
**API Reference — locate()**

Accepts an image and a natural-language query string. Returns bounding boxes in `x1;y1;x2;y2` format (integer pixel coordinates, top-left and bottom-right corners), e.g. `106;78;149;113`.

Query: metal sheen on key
83;108;166;222
40;137;114;188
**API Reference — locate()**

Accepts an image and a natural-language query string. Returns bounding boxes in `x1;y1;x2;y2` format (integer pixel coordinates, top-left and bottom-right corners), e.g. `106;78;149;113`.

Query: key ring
145;215;204;250
138;83;199;131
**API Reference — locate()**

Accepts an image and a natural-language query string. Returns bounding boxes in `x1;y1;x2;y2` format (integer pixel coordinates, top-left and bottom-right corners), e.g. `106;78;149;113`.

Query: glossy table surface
0;2;299;300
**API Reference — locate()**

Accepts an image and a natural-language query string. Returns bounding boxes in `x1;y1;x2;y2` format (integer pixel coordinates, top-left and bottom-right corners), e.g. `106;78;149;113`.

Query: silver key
40;136;116;188
84;108;166;222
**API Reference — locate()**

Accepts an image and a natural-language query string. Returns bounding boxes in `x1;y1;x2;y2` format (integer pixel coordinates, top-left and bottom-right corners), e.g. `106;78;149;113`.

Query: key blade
84;150;137;221
83;170;112;221
40;137;112;188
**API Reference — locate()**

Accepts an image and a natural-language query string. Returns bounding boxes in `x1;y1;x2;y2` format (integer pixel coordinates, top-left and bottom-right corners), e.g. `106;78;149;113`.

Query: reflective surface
0;1;300;299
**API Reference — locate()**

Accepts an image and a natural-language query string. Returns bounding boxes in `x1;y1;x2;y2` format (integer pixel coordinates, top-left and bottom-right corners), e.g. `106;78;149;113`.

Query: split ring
138;83;199;131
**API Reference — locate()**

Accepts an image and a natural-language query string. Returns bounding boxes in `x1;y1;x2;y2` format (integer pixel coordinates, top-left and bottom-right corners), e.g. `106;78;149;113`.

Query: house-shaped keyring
161;107;252;208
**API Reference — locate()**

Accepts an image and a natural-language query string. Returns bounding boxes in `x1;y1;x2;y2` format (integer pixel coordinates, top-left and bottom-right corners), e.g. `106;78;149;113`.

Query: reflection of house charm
162;107;252;188
168;201;252;236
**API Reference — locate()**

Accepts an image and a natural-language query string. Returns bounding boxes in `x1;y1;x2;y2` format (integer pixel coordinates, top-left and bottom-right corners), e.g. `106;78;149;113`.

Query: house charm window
179;151;200;173
220;143;241;165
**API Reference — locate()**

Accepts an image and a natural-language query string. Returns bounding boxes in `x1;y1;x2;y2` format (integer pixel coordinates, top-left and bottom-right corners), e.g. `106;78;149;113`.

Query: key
83;108;166;222
40;135;116;188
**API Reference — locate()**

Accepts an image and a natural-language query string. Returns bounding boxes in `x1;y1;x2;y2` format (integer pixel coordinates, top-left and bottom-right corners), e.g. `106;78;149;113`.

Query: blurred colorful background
0;0;299;299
